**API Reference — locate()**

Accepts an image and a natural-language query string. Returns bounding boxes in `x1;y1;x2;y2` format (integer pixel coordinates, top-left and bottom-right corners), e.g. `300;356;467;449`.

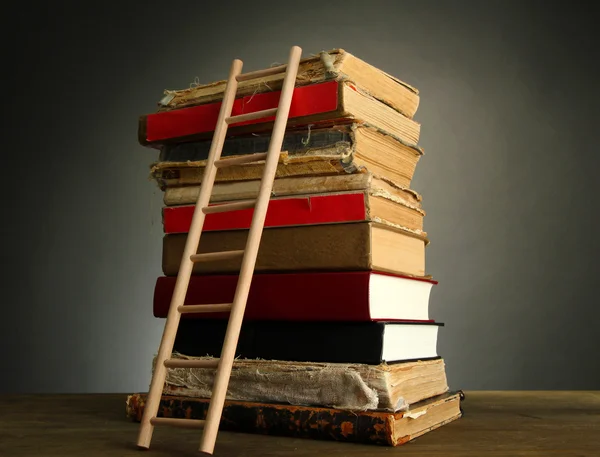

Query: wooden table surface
0;391;598;456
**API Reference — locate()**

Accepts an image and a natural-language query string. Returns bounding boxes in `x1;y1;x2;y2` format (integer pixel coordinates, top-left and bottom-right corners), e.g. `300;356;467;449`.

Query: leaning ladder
136;45;302;455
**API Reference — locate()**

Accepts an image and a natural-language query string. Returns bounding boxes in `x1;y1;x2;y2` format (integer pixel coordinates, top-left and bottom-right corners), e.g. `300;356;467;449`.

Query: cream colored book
158;354;449;412
158;48;420;119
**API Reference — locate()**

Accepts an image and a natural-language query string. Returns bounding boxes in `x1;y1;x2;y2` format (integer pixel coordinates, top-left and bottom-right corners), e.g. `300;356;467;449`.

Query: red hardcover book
163;192;368;233
139;80;421;147
142;81;339;145
153;271;438;322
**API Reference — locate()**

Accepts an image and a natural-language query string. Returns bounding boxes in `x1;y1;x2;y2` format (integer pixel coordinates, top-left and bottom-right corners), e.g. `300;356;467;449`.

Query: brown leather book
125;391;463;447
162;221;428;278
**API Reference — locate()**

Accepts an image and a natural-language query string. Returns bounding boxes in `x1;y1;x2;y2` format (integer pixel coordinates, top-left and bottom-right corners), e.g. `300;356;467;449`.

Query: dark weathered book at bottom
126;391;463;446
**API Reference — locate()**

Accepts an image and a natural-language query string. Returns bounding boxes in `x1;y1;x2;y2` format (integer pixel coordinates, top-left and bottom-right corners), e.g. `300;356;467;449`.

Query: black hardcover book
173;319;443;364
158;128;351;162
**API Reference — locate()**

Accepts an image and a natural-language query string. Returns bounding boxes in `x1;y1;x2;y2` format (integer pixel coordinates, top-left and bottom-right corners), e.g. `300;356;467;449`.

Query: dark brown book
162;221;428;278
125;391;463;447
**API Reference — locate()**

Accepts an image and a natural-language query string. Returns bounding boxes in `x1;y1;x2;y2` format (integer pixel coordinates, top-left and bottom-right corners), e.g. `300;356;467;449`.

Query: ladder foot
199;443;216;455
136;424;154;450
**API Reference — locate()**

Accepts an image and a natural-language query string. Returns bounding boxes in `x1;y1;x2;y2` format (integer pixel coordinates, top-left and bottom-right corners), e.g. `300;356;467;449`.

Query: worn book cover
156;354;449;412
158;48;420;119
151;124;423;188
125;391;463;446
140;81;420;147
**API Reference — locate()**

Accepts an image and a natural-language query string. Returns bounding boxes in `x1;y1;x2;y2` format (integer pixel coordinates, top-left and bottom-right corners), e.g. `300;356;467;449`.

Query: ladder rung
178;303;233;314
215;152;268;168
202;199;256;214
236;64;287;82
190;250;244;263
150;417;206;429
164;358;220;369
226;107;277;124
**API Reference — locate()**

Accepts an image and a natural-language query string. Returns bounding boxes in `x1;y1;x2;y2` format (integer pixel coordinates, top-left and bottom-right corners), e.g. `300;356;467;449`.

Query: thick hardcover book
158;48;420;119
172;320;443;364
153;271;437;321
139;81;420;147
162;221;428;278
162;191;425;235
158;355;449;412
125;391;463;447
152;124;423;189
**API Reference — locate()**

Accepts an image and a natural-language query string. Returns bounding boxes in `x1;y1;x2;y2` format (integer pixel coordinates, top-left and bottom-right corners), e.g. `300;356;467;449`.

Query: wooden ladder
136;45;302;455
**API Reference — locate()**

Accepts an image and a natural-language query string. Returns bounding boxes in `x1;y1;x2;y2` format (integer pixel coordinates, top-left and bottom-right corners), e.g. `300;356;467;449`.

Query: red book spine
154;272;372;321
163;193;368;233
144;81;340;143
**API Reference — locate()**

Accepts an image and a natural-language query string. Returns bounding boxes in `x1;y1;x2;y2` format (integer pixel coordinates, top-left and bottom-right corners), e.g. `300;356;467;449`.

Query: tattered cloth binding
126;391;463;447
157;48;420;118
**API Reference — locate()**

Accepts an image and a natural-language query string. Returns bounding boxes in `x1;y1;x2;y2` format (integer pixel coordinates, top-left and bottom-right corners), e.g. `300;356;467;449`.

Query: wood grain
0;391;598;456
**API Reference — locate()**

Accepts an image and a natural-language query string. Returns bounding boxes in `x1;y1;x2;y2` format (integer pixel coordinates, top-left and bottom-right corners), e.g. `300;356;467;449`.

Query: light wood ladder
136;45;302;455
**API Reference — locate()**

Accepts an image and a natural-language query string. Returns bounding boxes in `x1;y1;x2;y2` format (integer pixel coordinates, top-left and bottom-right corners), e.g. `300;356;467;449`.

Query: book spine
162;193;368;233
173;319;384;363
126;393;395;446
158;52;341;112
142;81;340;144
162;174;373;206
159;128;352;162
151;159;349;188
162;222;373;276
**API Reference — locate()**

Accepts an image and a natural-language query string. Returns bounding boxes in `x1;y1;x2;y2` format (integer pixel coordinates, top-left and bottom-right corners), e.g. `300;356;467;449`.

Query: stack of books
128;49;462;447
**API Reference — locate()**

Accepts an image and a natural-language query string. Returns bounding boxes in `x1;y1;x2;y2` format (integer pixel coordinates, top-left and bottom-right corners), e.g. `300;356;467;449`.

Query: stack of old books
127;49;462;446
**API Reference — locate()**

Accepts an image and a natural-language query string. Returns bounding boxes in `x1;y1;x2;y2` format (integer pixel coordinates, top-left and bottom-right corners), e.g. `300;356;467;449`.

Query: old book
156;354;449;412
153;271;437;321
163;172;423;208
125;391;462;446
162;191;425;235
172;320;443;364
162;221;428;277
151;124;423;189
139;81;420;147
157;48;420;119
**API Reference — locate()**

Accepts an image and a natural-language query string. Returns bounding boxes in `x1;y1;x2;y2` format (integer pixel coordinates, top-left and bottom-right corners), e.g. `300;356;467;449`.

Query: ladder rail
198;45;303;455
136;57;244;450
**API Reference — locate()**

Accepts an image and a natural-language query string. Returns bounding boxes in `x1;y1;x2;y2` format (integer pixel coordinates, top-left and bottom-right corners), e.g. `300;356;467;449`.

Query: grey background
1;1;598;393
